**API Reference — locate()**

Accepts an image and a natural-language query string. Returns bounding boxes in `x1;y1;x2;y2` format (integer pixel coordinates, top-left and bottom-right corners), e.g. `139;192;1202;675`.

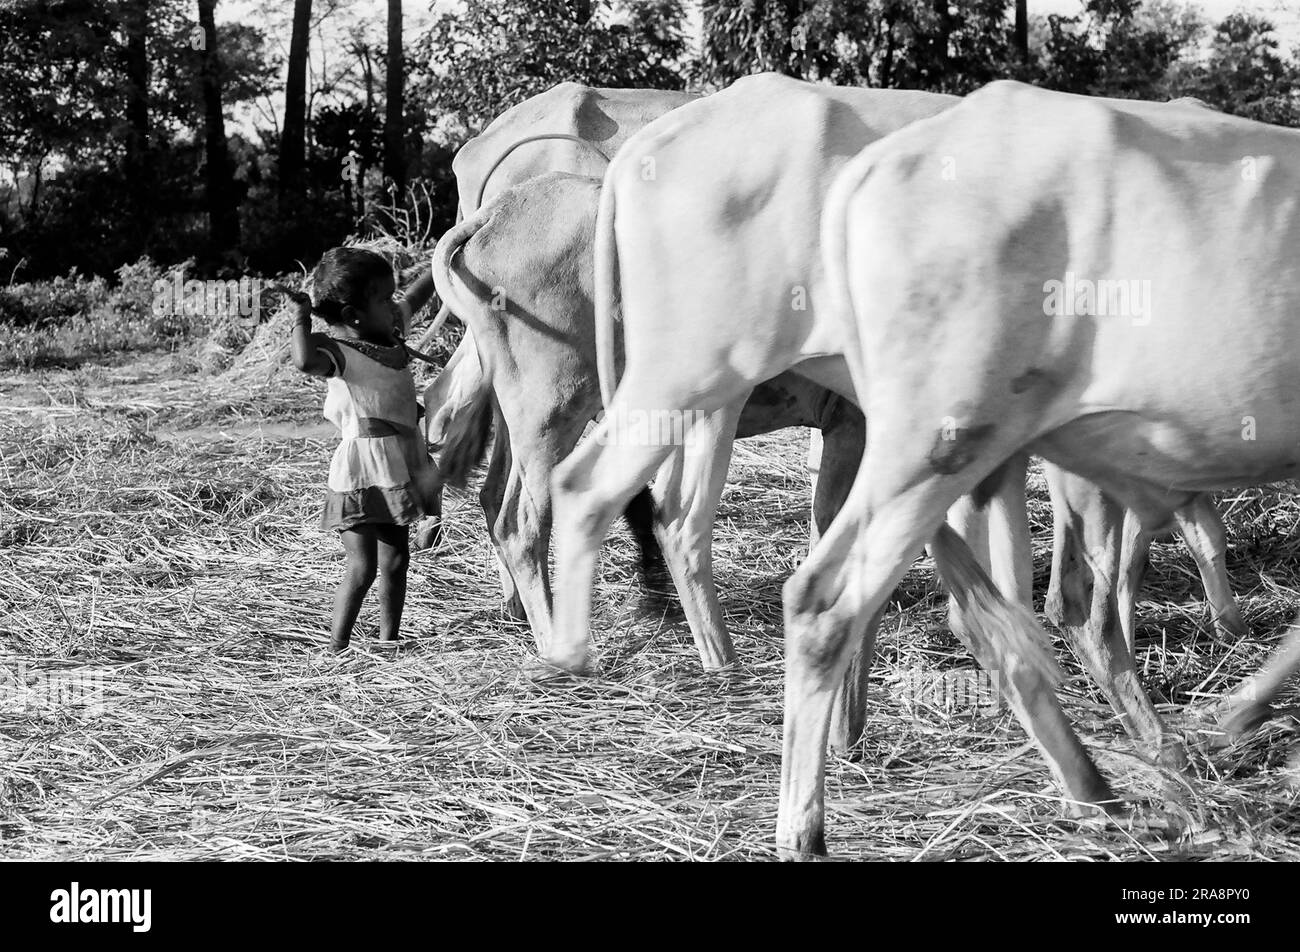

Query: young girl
279;247;441;652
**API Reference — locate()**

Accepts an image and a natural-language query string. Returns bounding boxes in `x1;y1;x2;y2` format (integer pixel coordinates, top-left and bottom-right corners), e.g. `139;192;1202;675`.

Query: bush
0;257;220;369
0;271;111;328
0;233;451;374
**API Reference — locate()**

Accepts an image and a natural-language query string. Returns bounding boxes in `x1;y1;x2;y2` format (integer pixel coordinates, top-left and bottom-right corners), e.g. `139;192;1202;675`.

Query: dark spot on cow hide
1010;368;1051;394
928;423;995;475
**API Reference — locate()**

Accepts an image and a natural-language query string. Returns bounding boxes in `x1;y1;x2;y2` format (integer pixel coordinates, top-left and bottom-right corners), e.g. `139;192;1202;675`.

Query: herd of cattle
404;73;1300;857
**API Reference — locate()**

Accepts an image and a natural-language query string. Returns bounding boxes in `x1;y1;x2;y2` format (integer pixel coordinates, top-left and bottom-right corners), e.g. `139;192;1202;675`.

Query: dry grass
1;352;1297;861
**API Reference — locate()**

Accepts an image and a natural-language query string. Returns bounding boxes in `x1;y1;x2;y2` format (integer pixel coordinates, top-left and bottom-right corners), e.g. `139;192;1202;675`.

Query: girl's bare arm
291;324;336;377
274;285;335;377
398;267;437;335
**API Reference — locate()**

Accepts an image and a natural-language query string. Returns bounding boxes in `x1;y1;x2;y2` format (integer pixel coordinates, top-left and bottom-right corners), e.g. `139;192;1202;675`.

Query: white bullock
549;74;1247;771
547;76;965;757
803;80;1300;856
429;171;864;667
418;84;697;610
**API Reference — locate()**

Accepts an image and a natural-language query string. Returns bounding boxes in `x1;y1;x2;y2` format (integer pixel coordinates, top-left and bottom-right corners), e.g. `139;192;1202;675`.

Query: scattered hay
220;292;309;387
0;356;1296;860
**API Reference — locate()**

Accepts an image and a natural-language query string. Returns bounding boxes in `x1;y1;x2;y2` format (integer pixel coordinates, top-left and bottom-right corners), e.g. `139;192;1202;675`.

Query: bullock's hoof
524;654;594;681
1285;749;1300;789
411;516;442;552
776;830;828;861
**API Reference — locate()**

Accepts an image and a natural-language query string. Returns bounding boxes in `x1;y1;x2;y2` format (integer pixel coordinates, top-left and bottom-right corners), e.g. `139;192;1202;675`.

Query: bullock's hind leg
779;456;1116;858
779;464;920;857
943;455;1032;652
1117;508;1149;656
815;410;871;753
807;429;824;553
1173;495;1248;643
1116;497;1243;656
985;454;1033;607
1220;622;1300;739
646;400;743;671
479;411;525;622
1046;466;1186;771
812;404;865;544
550;396;702;673
621;486;672;601
490;410;592;654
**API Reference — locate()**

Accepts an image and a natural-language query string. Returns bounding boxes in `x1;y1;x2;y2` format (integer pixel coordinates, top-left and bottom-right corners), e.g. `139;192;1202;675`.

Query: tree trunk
358;45;374;219
198;0;240;253
280;0;312;196
123;0;151;248
1014;0;1028;61
383;0;405;193
933;0;951;86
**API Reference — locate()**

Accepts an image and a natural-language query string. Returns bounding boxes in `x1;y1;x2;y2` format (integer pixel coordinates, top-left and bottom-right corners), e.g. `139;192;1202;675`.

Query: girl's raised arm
398;266;437;336
273;285;336;377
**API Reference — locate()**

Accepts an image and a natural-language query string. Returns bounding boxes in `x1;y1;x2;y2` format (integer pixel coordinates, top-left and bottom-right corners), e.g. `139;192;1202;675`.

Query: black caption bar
0;860;1278;940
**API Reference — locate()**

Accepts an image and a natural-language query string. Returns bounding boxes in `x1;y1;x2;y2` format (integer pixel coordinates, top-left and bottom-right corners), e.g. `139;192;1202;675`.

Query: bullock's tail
412;302;454;355
431;211;491;338
929;523;1060;687
593;162;621;409
410;204;465;354
427;212;496;487
931;522;1125;812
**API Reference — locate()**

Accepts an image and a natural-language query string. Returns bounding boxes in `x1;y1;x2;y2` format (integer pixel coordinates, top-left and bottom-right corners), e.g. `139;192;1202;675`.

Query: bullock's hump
453;84;696;206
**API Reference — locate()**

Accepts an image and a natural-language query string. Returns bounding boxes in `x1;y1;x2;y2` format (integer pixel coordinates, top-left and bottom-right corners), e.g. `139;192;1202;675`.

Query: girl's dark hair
310;247;394;324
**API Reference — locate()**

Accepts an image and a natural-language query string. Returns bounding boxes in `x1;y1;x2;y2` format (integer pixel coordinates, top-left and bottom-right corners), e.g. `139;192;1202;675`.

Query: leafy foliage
1033;0;1203;96
0;258;208;368
5;0;1300;297
414;0;690;130
699;0;1014;92
0;0;275;278
1177;12;1300;124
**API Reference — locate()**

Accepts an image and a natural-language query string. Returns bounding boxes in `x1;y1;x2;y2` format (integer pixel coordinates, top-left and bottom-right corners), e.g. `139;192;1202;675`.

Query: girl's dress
317;337;440;531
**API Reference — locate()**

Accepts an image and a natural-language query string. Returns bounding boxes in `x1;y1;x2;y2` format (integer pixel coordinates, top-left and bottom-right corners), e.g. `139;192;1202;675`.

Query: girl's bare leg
332;526;378;651
376;524;411;642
